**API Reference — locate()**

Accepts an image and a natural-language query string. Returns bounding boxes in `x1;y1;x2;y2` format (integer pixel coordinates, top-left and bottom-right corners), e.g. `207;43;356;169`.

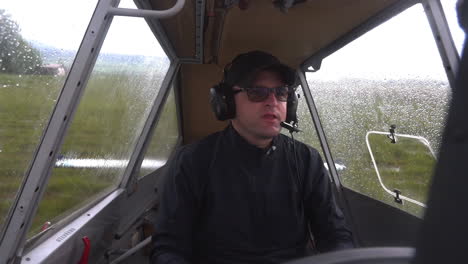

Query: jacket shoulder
179;131;222;155
172;131;223;170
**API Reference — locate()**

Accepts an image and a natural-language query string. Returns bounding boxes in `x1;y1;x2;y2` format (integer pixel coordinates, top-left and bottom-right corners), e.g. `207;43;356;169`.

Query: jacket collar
224;124;279;159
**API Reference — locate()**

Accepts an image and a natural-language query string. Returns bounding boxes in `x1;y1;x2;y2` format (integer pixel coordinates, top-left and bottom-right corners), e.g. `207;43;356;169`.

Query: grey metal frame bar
298;0;459;247
0;0;187;261
109;0;185;19
297;72;340;188
423;0;460;89
0;0;119;262
301;0;419;72
116;61;181;239
134;0;177;60
120;62;180;190
172;68;184;143
110;236;152;264
135;0;205;64
298;70;358;246
195;0;206;63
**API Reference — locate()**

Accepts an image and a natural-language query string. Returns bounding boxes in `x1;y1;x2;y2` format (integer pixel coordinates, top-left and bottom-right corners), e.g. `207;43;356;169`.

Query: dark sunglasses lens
275;87;289;101
247;87;269;102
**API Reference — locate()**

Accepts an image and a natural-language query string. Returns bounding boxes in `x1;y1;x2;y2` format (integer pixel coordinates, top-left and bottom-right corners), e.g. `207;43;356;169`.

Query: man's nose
264;90;278;106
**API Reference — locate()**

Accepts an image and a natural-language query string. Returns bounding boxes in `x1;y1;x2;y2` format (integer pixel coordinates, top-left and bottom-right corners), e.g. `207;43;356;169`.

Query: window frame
112;68;183;240
298;0;457;244
299;0;457;198
0;0;180;261
119;63;180;191
302;0;458;87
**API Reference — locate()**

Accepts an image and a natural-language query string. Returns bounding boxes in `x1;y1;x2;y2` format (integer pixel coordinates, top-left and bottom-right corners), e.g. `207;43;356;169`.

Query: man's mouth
262;113;278;120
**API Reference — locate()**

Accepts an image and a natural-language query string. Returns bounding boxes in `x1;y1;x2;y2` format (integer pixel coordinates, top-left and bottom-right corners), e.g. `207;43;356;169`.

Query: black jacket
151;125;353;264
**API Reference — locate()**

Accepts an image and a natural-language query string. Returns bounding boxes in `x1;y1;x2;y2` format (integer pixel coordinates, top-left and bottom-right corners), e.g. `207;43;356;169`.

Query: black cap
224;50;297;88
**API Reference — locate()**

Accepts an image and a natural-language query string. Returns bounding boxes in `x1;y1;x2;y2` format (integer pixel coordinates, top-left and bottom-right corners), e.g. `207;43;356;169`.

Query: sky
1;0;165;56
1;0;465;79
310;1;465;81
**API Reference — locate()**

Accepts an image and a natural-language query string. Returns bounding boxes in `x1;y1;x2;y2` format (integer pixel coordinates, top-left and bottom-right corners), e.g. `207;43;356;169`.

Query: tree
0;9;42;74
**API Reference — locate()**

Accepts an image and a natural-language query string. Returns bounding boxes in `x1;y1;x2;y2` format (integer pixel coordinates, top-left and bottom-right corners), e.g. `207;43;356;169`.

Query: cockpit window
282;87;326;163
138;83;180;178
0;0;97;235
305;3;451;217
441;0;466;56
29;14;170;235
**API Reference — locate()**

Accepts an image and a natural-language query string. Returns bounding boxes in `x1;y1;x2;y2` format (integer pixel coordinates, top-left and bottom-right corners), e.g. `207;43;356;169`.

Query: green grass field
0;72;449;236
0;73;64;231
299;78;449;217
0;68;174;235
368;134;435;202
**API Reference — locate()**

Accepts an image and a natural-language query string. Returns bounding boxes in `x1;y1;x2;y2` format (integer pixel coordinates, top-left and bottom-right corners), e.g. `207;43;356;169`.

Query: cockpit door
298;0;461;247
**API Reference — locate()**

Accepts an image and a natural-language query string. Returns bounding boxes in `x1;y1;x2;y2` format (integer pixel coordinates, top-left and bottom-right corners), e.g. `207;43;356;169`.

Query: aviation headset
209;51;299;125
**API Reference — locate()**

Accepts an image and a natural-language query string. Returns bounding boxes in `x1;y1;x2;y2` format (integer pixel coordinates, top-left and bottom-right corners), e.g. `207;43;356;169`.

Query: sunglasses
233;86;292;102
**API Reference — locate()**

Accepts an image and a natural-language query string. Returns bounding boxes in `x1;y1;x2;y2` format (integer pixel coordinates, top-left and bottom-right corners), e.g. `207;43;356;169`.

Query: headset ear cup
286;91;298;125
210;84;236;121
224;88;236;120
210;85;227;120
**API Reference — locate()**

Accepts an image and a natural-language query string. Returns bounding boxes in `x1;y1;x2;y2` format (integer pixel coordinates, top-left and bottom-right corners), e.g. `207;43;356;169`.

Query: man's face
231;70;287;143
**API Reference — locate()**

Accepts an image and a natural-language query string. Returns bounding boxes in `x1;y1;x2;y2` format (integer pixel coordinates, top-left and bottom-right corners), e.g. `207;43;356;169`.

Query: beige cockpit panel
150;0;397;143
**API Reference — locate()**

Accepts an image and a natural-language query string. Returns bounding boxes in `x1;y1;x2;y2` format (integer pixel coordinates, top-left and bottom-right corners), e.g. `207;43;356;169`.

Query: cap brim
239;63;298;87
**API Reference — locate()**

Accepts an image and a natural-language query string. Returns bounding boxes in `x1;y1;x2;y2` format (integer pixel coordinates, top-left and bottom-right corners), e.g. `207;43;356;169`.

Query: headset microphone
280;121;301;133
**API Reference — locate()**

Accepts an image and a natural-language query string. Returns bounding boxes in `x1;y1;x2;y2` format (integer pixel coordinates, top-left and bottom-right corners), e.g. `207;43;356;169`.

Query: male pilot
151;51;353;264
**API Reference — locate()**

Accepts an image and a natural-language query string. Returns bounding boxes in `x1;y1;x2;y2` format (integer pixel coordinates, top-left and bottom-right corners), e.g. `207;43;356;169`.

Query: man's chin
257;127;281;139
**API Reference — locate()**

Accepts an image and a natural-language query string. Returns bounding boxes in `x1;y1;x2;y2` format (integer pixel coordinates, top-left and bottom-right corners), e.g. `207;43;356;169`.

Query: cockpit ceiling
150;0;396;68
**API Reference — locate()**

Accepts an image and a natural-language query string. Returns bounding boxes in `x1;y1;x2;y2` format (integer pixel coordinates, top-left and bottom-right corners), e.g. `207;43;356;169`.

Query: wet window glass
281;87;326;165
0;0;97;234
305;4;451;217
366;133;436;208
441;0;466;55
30;14;170;236
139;84;180;178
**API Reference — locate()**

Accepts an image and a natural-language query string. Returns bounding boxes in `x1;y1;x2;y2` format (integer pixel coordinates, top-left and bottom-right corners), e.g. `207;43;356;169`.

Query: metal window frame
194;0;206;63
173;67;185;142
423;0;460;89
297;72;341;192
120;62;180;190
299;0;458;190
299;0;420;247
0;0;118;261
116;61;182;238
133;0;177;61
299;0;459;246
134;0;205;63
180;0;206;63
298;71;358;247
301;0;459;85
365;131;435;208
0;0;184;261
